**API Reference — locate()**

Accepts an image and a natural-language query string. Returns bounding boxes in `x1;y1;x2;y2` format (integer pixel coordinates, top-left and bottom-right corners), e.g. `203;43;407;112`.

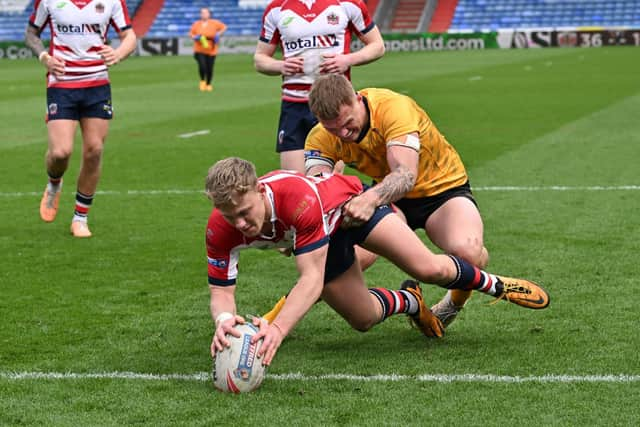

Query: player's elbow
375;41;385;58
253;55;263;72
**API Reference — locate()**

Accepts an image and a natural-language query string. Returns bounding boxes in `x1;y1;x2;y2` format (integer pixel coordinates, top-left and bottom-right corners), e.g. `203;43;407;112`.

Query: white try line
1;371;639;384
178;129;210;139
1;185;640;198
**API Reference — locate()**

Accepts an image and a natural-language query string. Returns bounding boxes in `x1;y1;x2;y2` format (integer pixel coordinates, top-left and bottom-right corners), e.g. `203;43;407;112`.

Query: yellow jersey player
264;74;490;333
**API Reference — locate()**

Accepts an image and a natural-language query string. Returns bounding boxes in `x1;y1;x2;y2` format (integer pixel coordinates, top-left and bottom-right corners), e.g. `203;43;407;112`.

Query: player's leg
322;252;441;332
426;196;488;325
194;53;206;91
355;205;407;271
40;119;77;222
72;115;108;237
320;262;382;331
360;213;549;310
262;206;406;323
206;55;216;91
275;101;314;173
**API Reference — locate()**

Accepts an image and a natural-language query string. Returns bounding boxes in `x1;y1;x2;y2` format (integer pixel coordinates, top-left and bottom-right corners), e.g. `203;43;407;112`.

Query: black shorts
46;84;113;121
275;100;318;153
393;182;477;230
323;204;394;284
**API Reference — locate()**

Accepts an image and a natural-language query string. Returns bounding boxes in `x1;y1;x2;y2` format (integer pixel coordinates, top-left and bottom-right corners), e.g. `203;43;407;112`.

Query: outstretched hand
252;316;284;366
211;314;246;357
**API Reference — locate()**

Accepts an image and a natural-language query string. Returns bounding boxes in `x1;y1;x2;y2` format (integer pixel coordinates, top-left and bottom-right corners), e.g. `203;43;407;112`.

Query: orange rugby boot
492;276;550;309
40;183;62;222
401;280;444;338
70;220;92;238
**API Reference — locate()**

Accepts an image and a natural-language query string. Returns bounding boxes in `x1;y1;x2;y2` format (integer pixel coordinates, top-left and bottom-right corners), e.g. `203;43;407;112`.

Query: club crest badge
327;12;339;25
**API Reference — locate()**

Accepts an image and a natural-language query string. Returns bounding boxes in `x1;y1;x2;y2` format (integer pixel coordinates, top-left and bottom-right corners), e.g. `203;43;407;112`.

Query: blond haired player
206;158;548;364
265;74;493;332
190;8;226;91
25;0;136;237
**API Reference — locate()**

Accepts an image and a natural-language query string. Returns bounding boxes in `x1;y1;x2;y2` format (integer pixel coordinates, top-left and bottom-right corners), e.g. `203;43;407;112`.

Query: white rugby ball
213;323;266;393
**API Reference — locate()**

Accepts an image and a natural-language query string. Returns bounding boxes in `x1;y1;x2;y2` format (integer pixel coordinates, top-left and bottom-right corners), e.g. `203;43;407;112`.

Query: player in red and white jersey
25;0;136;237
206;158;550;366
28;0;133;88
206;167;363;286
254;0;385;173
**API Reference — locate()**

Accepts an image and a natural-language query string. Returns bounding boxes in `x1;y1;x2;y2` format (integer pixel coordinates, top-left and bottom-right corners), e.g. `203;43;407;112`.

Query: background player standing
25;0;136;238
254;0;385;173
190;7;227;92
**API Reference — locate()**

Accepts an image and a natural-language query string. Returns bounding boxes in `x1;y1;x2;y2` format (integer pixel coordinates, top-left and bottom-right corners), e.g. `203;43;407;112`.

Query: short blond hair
308;74;357;120
205;157;258;206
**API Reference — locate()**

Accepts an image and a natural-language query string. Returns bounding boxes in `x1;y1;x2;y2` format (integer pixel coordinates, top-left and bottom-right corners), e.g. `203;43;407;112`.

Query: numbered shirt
259;0;374;102
206;170;363;286
305;88;469;198
29;0;132;88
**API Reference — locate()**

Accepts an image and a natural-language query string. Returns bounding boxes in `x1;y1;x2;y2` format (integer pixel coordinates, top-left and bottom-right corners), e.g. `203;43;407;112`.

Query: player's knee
83;143;104;162
48;146;72;162
416;262;450;284
448;239;488;269
347;316;377;332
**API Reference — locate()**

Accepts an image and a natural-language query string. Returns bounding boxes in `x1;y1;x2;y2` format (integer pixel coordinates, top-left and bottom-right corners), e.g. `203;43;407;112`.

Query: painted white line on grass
178;129;210;139
0;190;203;197
1;371;639;384
1;186;639;198
473;185;640;191
468;76;483;81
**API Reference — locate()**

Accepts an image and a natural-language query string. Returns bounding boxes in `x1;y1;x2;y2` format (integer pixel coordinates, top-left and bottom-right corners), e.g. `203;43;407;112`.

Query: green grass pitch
1;47;639;425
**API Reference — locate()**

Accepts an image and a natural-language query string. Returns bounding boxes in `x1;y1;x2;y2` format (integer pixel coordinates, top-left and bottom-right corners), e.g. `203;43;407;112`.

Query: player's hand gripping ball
213;323;266;393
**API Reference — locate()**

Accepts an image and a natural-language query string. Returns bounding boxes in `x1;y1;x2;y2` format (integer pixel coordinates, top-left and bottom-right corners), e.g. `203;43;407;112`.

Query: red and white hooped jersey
29;0;131;88
206;170;363;286
259;0;374;102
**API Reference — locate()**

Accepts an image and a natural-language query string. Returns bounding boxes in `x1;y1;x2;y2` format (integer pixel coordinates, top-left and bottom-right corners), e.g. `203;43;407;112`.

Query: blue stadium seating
450;0;640;31
146;0;264;38
3;0;638;41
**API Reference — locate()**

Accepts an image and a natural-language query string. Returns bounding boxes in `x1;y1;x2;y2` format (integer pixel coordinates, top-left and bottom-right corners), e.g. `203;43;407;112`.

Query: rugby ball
213;323;266;393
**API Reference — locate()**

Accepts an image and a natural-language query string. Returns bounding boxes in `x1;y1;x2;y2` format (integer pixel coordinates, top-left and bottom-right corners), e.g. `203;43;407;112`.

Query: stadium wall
2;29;639;60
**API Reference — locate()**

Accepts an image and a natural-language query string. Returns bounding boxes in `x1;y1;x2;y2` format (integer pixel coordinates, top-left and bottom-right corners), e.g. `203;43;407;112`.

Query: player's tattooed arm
24;26;46;57
372;164;416;205
342;136;419;223
26;25;65;75
342;163;415;224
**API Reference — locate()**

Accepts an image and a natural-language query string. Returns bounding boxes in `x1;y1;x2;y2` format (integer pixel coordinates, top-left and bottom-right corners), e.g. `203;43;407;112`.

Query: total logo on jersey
56;23;102;34
283;34;338;50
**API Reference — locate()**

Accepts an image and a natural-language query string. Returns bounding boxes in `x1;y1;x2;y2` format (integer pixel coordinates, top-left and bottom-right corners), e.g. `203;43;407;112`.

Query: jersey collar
260;184;278;240
354;95;371;143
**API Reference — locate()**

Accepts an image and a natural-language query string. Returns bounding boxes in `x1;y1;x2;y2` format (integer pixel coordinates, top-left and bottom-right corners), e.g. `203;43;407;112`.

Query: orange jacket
190;19;227;56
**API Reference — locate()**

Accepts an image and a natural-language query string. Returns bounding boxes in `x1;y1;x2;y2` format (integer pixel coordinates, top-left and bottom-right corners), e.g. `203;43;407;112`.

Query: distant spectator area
450;0;640;31
0;0;142;41
146;0;265;38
